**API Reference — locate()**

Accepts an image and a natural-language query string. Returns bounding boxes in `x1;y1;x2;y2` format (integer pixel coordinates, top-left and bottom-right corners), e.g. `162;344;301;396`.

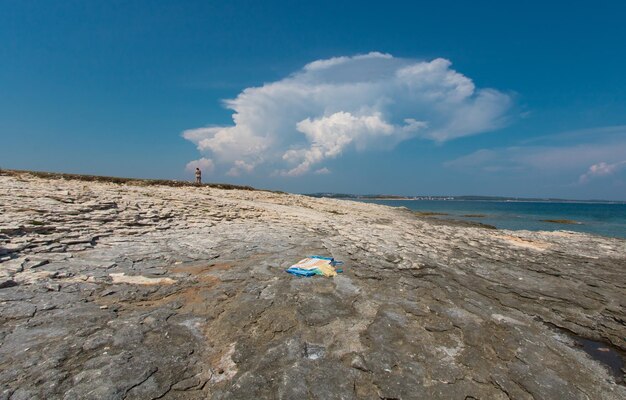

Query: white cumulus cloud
579;160;626;183
185;157;214;173
183;52;512;176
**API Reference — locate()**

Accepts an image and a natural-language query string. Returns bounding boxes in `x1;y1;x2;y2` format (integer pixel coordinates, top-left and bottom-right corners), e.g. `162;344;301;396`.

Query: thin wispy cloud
445;125;626;186
183;52;513;176
314;167;331;175
520;125;626;145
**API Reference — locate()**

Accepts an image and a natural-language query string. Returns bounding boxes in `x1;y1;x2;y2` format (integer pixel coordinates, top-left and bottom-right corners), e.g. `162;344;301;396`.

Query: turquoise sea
358;200;626;239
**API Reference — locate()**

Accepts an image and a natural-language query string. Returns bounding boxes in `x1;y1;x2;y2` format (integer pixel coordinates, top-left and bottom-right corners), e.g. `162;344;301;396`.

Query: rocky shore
1;171;625;399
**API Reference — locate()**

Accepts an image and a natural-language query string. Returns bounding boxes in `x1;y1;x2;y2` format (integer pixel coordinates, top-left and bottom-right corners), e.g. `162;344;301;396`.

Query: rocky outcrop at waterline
0;171;624;399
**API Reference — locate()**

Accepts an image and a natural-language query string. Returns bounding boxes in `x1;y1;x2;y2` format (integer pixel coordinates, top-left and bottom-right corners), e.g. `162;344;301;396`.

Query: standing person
195;167;202;185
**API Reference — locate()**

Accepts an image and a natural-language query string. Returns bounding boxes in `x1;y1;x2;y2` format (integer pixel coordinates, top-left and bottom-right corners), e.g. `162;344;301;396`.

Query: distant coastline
305;193;626;205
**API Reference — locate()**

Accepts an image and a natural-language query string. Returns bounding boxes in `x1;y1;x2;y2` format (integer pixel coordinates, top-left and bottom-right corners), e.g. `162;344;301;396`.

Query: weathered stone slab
0;172;624;399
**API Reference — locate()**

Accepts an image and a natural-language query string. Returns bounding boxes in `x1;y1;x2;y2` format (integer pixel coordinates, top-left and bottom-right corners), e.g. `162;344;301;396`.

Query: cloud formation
579;160;626;183
445;125;626;185
185;157;214;173
446;143;626;173
183;52;512;176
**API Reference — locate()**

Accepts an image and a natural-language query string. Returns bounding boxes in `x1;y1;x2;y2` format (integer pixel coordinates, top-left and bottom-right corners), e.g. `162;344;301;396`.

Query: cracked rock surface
1;172;625;399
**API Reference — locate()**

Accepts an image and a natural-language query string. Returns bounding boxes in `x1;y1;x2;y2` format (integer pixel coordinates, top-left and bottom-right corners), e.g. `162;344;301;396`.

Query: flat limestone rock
0;172;624;399
108;272;176;285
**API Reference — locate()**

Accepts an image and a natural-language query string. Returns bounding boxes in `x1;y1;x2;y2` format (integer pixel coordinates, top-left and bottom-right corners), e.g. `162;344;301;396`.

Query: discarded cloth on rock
286;256;343;277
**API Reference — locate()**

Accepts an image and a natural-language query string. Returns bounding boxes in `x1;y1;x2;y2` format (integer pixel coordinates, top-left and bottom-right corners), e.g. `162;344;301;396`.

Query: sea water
358;200;626;239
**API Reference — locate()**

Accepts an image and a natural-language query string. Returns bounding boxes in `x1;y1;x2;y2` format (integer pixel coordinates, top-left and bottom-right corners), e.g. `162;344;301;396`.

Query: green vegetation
3;169;258;191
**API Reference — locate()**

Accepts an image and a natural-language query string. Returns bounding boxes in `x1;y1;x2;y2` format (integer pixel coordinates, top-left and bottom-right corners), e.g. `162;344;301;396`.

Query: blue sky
1;1;625;199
